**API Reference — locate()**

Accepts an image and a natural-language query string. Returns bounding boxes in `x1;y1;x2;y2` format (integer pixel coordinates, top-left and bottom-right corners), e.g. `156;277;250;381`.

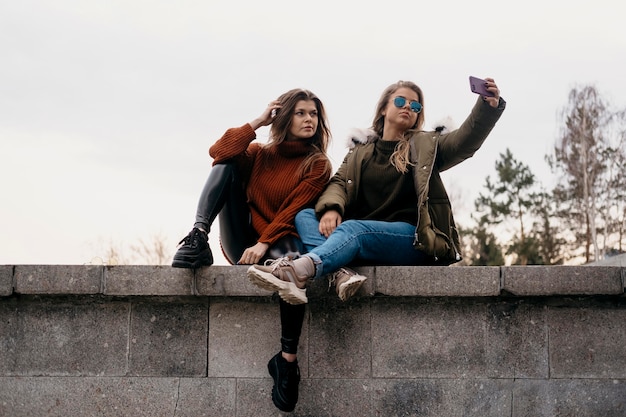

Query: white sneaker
329;267;367;301
247;256;315;305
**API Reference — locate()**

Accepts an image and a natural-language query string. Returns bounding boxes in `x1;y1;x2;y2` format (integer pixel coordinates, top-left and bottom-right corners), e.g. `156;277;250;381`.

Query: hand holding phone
469;76;495;97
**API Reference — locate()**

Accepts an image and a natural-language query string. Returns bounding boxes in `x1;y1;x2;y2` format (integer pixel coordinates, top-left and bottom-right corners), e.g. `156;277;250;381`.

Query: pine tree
474;148;541;265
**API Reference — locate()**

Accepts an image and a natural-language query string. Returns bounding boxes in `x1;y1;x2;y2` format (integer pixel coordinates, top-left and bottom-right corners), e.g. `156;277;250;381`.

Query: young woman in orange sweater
172;88;332;413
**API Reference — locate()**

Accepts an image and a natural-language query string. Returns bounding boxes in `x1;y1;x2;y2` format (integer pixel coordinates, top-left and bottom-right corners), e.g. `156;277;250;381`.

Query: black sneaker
171;228;213;268
267;351;300;412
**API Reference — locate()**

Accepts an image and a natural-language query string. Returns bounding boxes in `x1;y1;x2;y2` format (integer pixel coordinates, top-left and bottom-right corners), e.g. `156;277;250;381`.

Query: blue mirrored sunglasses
393;96;422;113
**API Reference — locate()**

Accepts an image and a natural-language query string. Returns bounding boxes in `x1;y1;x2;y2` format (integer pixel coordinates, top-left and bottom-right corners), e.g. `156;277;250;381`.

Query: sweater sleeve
209;123;258;166
257;158;332;245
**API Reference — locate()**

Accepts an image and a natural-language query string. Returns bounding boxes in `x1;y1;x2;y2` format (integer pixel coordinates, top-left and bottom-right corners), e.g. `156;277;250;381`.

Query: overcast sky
1;0;624;265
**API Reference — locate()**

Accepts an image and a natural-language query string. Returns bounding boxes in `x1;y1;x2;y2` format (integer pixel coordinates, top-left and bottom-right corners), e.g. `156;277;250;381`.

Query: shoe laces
177;234;191;246
327;267;350;292
178;228;204;246
327;273;336;292
262;256;293;271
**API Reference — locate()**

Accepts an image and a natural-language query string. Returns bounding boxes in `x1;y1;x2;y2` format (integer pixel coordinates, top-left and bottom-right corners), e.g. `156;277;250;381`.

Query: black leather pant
194;163;305;354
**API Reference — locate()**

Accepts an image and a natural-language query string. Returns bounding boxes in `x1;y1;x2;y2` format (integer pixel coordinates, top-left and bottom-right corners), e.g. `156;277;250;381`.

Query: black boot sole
171;251;213;269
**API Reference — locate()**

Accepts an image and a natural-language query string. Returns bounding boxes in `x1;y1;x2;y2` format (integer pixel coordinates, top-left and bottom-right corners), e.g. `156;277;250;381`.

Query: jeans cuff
305;253;324;279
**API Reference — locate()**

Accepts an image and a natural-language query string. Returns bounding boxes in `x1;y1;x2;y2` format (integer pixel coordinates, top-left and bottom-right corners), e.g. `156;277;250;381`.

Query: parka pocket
414;203;456;263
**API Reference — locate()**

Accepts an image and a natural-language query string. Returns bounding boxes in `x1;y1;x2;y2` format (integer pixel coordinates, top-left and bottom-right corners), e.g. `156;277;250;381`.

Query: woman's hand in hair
249;100;282;130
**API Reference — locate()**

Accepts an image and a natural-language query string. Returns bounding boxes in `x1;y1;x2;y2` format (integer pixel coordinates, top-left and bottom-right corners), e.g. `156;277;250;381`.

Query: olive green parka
315;96;506;265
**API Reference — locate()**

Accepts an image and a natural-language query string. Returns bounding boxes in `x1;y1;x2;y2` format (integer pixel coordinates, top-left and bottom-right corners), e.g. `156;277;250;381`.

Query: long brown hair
266;88;331;177
372;81;425;173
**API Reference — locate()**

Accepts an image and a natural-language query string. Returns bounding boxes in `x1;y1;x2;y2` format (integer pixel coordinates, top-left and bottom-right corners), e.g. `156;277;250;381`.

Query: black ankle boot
267;351;300;412
172;228;213;268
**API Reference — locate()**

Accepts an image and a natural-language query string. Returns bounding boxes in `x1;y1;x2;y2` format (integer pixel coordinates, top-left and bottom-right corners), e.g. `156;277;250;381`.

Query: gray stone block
371;298;548;379
0;298;129;376
0;264;12;296
128;299;208;377
502;265;624;296
549;306;626;378
105;265;193;295
14;264;102;294
238;378;375;417
196;265;273;296
197;264;376;300
371;378;512;417
235;378;280;417
513;378;626;417
375;266;501;296
207;298;306;378
308;298;372;378
0;376;179;417
294;378;376;417
176;377;237;417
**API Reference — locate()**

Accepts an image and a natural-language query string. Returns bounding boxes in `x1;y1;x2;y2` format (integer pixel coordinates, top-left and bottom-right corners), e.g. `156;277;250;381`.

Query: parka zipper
412;134;439;248
411;133;462;263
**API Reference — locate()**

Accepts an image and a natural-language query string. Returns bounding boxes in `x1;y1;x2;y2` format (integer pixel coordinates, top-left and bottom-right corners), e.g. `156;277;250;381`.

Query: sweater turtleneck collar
275;139;316;158
375;137;399;155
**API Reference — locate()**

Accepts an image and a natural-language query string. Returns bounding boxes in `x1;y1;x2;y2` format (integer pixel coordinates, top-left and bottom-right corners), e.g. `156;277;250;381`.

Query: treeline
459;85;626;266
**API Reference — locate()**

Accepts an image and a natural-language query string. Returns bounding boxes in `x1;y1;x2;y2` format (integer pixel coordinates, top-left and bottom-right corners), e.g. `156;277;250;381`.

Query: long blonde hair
372;81;425;173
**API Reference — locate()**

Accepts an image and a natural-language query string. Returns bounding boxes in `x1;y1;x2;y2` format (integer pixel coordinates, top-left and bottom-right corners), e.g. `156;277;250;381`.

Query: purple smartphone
469;76;495;97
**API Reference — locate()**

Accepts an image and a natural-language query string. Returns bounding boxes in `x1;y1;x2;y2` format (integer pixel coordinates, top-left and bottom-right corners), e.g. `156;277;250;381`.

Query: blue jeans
295;208;429;279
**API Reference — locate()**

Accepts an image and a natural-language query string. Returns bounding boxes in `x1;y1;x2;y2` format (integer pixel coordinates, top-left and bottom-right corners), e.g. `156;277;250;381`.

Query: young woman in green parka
248;78;506;306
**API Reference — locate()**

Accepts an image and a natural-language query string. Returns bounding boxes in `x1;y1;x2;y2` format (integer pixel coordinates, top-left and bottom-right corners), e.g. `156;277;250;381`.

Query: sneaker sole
247;266;308;305
337;274;367;301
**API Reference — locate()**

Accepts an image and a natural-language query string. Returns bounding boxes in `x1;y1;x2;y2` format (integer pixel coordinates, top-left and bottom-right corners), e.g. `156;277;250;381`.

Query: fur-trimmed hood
345;118;456;149
346;128;376;148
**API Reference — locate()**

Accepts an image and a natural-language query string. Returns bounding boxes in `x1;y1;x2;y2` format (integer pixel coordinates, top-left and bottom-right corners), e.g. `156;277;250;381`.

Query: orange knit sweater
209;124;331;246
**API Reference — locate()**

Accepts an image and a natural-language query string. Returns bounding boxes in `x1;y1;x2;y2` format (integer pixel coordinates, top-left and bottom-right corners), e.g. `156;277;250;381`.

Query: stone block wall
0;264;625;416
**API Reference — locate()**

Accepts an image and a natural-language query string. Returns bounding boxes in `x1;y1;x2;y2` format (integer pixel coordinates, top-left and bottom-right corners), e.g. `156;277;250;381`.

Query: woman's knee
296;208;324;252
334;219;361;235
208;162;237;184
295;208;317;233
